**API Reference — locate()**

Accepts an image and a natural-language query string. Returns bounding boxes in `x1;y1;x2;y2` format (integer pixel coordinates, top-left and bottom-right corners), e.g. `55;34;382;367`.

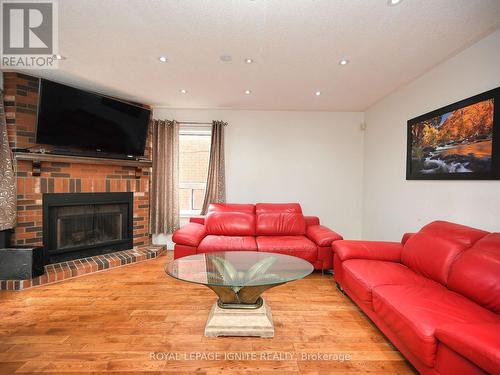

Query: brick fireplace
13;160;151;250
2;72;154;277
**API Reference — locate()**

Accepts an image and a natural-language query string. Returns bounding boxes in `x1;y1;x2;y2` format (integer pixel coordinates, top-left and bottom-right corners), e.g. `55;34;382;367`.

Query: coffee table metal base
204;299;274;338
217;296;264;309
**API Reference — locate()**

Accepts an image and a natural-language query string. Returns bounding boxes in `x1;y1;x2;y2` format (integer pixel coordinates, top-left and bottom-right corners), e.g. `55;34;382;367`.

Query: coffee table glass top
165;251;314;287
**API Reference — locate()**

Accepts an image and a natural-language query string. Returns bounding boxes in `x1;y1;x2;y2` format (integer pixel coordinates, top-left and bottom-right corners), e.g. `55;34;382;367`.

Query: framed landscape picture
406;87;500;180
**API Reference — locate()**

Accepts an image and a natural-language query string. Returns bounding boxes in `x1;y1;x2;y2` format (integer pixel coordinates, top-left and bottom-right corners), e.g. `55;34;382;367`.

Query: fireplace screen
43;193;133;263
54;204;126;250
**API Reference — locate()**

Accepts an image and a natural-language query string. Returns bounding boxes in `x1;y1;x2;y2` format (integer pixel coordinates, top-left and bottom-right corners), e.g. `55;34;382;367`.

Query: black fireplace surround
43;192;133;263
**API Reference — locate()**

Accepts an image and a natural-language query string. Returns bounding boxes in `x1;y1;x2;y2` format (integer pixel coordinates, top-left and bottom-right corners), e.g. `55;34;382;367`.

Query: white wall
362;29;500;240
153;108;365;239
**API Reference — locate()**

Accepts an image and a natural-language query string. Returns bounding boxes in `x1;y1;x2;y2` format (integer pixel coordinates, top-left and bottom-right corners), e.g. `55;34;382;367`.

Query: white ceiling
21;0;500;111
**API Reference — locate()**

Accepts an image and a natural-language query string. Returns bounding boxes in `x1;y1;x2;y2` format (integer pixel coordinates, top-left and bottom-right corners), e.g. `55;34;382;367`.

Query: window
179;126;211;217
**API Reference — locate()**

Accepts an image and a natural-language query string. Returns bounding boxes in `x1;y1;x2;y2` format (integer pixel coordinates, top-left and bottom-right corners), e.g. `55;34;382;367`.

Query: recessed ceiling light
159;56;168;62
388;0;402;6
179;89;187;94
314;91;321;96
244;89;252;95
220;55;232;62
339;59;349;65
244;58;254;64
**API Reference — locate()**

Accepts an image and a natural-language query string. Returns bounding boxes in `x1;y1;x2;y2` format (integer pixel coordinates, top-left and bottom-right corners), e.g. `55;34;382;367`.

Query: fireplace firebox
43;193;133;264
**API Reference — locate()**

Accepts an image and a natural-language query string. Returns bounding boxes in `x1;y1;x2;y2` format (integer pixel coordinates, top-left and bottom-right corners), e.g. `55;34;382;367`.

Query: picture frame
406;87;500;180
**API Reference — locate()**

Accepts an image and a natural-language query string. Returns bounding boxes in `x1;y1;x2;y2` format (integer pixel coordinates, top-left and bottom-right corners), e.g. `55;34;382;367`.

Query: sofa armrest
401;232;416;245
189;216;205;225
304;215;320;227
306;225;343;246
172;223;207;247
435;323;500;375
332;240;402;262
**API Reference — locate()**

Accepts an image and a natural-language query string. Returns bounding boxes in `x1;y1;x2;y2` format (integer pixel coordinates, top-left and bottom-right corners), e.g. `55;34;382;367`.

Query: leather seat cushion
198;235;257;252
372;284;499;367
342;259;439;306
256;235;317;263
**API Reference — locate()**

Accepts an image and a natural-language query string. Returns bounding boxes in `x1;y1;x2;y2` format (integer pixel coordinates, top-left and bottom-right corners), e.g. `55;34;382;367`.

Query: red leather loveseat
333;221;500;375
172;203;342;270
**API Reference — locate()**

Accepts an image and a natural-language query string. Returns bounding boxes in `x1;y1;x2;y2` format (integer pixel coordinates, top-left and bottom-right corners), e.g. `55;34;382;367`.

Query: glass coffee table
165;251;314;337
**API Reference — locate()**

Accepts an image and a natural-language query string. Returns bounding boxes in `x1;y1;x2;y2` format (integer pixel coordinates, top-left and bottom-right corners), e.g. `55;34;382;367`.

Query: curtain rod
177;121;228;126
154;120;228;126
177;121;212;125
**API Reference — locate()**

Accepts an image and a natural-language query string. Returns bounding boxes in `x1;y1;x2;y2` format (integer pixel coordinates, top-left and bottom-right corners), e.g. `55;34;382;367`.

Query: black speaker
0;247;46;280
0;229;12;248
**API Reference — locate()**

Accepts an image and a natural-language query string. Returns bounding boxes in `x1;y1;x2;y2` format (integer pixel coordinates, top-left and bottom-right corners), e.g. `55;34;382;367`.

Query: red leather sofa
172;203;343;270
333;221;500;375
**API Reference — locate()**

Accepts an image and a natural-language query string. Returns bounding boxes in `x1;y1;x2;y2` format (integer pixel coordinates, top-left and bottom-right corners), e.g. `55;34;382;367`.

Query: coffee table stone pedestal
204;299;274;338
166;251;313;339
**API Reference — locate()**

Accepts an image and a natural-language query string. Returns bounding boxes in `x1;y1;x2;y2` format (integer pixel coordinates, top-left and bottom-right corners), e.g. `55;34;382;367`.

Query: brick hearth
0;246;166;290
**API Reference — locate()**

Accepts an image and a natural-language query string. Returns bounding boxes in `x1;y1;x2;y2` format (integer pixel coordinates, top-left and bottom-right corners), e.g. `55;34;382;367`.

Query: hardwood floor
0;252;416;374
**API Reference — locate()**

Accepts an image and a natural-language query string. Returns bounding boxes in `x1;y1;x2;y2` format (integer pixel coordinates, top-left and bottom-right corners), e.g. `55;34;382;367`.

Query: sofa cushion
372;284;499;367
256;235;317;263
435;322;500;375
198;235;257;252
401;221;488;285
447;233;500;314
255;203;306;236
205;204;256;236
342;259;438;306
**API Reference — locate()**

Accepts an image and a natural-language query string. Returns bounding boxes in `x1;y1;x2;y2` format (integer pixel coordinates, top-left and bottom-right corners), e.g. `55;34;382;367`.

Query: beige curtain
201;121;227;215
0;90;16;231
150;119;179;234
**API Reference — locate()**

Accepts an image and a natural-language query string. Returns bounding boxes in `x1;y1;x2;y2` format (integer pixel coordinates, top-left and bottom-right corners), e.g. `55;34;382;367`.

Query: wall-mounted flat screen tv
36;79;150;156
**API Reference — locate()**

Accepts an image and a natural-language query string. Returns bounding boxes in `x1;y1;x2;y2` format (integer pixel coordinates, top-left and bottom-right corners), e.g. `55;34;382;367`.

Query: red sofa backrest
401;221;489;285
205;204;256;236
447;233;500;314
255;203;306;236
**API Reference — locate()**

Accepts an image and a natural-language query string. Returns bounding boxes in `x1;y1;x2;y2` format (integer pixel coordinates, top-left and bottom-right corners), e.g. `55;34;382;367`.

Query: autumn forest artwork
407;91;499;179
